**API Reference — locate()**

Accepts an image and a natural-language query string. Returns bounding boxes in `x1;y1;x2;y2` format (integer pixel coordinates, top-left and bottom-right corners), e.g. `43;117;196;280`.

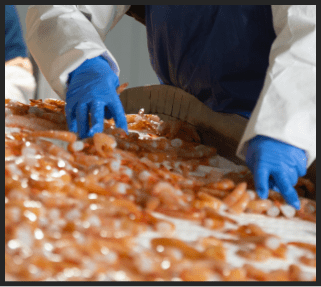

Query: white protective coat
26;5;316;166
5;65;36;104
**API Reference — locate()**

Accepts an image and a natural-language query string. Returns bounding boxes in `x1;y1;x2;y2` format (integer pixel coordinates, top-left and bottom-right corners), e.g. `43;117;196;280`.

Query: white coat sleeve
5;65;36;104
26;5;130;99
236;5;316;167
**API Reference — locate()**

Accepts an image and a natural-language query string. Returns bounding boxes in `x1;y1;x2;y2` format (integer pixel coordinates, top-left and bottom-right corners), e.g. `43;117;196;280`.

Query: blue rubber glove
246;135;307;210
66;56;128;139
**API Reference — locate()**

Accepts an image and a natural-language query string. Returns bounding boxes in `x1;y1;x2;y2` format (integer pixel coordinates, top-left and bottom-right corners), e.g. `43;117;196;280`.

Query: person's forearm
237;5;316;167
26;5;129;99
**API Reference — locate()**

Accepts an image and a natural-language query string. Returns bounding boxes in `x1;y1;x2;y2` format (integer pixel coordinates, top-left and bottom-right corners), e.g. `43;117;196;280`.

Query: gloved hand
66;56;128;139
246;135;307;210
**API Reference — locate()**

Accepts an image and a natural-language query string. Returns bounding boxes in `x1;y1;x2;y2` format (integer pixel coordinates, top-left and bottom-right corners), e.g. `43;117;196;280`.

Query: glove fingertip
256;188;269;200
88;124;103;138
292;200;301;211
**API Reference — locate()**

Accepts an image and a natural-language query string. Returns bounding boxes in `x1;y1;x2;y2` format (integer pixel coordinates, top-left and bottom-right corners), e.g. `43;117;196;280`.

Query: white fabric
26;5;130;98
236;5;316;167
26;5;316;166
5;65;36;104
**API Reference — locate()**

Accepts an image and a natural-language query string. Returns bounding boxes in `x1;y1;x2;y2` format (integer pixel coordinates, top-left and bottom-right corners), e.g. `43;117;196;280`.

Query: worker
26;5;316;209
5;5;36;104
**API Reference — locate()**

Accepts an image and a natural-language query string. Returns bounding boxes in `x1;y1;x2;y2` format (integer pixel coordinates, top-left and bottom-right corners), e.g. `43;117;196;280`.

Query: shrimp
267;269;290;281
287;242;316;254
246;199;273;214
206;178;235;191
5;114;64;131
243;264;269;281
222;182;247;207
223;267;247;281
30;130;77;143
116;138;140;152
237;245;272;262
203;207;238;225
151;238;203;260
180;265;217;281
73;152;109;167
196;191;226;211
116;82;129;94
274;202;296;219
228;191;251;214
67;140;86;153
202;216;225;230
299;255;316;268
230;223;268;238
93;133;117;157
157;120;201;143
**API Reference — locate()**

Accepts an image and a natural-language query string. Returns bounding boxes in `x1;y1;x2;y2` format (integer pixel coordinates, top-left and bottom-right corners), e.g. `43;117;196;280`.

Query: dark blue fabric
5;5;28;62
145;5;276;117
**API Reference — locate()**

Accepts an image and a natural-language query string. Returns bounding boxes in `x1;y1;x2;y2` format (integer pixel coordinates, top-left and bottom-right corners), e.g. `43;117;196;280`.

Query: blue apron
5;5;28;62
145;5;276;118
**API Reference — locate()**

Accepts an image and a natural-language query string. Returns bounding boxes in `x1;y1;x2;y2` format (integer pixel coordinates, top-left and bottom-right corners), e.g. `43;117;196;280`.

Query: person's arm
5;5;28;62
237;5;316;167
5;5;36;103
26;5;130;99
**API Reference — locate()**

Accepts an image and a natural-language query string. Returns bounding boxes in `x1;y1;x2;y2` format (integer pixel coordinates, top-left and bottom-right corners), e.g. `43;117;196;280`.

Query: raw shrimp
206;178;235;191
228;191;251;214
93;133;117;157
35;139;74;162
243;264;268;281
116;82;129;94
5;114;64;131
299;255;316;268
157;120;201;143
246;199;273;214
237;245;272;262
223;267;247;281
151;238;203;260
222;182;247;207
30;130;77;143
196;191;226;211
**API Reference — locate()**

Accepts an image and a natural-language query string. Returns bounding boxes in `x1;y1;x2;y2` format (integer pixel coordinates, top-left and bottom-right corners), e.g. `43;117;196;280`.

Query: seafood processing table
5;98;316;282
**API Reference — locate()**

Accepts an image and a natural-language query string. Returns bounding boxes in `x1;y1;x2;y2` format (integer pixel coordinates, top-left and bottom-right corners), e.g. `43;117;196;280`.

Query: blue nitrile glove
246;135;307;210
66;56;128;139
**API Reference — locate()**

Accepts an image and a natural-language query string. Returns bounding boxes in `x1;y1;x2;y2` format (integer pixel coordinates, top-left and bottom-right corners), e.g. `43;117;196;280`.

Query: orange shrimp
287;242;316;254
203;207;238;225
203;244;226;261
116;82;129;94
231;223;268;238
243;264;268;281
202;216;225;230
151;238;203;260
206;178;235;191
266;203;281;217
223;267;247;281
222;182;247;207
196;191;226;211
93;132;117;157
5;114;64;131
267;269;290;281
180;265;216;281
299;255;316;268
228;191;251;214
246;199;273;214
35;139;74;162
237;245;272;262
30;130;77;143
67;140;86;153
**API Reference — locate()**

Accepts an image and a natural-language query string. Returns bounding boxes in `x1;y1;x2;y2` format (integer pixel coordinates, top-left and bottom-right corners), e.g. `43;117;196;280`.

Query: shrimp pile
5;99;316;281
